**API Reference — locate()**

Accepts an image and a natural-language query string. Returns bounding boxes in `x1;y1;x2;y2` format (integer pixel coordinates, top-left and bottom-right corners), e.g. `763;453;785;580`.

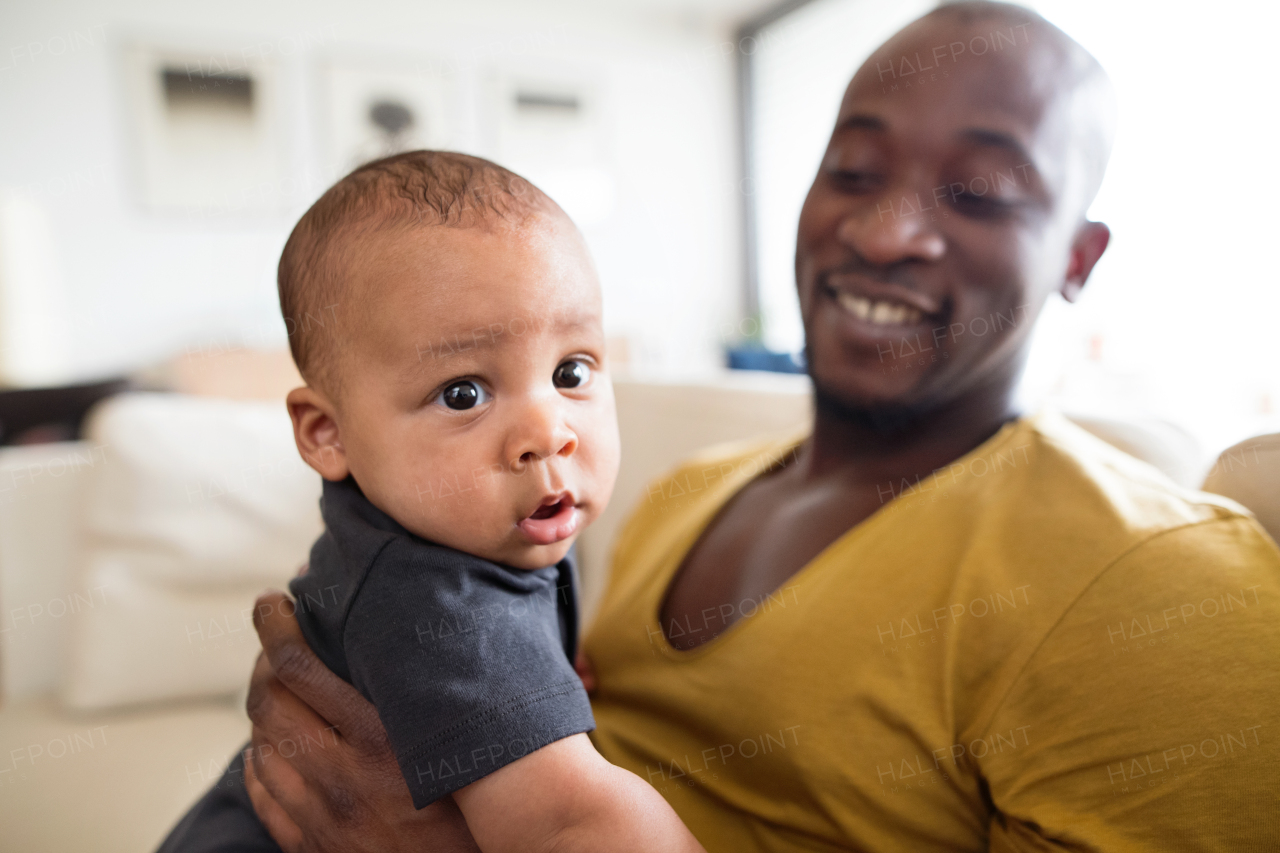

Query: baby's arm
452;733;705;853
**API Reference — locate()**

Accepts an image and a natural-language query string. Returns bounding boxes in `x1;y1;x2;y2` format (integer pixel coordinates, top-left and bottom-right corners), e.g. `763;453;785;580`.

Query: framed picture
121;43;288;215
482;67;613;225
320;58;459;181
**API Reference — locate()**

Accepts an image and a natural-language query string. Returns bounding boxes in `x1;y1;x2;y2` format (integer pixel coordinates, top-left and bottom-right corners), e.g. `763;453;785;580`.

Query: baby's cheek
413;463;514;526
582;415;622;497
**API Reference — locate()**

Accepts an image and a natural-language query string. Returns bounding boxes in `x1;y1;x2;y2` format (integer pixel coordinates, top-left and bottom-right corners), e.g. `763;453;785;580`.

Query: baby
158;152;702;853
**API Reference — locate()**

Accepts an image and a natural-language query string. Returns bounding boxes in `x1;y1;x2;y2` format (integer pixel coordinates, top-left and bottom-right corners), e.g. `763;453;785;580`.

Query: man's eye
952;193;1014;217
553;360;591;389
829;170;878;192
436;380;490;410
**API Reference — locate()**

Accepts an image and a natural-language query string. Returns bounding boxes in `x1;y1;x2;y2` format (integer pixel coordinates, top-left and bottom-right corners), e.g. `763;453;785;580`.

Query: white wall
748;0;934;354
0;0;745;381
1016;0;1280;454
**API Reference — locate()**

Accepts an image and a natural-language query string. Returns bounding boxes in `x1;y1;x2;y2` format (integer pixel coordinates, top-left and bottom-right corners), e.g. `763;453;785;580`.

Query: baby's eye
436;380;490;410
553;359;591;390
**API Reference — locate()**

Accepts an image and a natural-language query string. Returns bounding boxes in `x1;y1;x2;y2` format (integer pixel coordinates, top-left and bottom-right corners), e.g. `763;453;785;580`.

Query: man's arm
245;591;480;853
979;517;1280;850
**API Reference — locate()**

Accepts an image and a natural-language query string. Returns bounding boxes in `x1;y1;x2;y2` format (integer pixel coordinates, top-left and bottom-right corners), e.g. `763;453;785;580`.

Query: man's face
797;16;1087;413
331;214;621;570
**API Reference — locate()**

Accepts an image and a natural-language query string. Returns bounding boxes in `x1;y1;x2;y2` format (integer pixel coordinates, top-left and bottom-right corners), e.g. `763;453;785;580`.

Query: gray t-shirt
289;476;594;808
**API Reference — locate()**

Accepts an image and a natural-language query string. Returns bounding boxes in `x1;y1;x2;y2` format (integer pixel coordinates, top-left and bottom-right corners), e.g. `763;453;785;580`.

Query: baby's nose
508;399;578;467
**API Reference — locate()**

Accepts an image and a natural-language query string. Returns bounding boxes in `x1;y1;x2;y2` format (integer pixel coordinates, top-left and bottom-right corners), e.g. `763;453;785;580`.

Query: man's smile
834;291;923;326
819;272;948;341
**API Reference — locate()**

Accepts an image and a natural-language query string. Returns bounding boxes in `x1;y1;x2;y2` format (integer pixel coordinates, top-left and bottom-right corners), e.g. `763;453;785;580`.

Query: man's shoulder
882;412;1272;644
977;410;1250;540
958;417;1280;772
1031;413;1279;618
616;411;1260;566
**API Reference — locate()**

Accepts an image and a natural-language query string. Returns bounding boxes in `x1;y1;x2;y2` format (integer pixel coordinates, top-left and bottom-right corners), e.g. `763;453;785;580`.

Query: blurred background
2;0;1277;449
1;0;751;391
1;0;1277;850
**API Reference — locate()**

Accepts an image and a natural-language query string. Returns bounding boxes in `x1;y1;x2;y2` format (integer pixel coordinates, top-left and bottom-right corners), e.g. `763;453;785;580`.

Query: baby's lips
517;498;580;546
526;491;570;520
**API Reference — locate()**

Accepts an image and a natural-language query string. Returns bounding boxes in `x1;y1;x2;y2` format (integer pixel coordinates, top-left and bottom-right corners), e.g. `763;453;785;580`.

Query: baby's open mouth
517;494;581;546
528;497;571;520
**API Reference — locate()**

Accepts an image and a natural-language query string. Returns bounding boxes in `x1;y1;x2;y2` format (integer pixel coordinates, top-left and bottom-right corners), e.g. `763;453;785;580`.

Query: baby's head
280;151;620;570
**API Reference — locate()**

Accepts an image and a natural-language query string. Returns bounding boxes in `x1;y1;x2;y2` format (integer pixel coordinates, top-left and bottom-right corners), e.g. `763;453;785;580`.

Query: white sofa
1;372;1274;853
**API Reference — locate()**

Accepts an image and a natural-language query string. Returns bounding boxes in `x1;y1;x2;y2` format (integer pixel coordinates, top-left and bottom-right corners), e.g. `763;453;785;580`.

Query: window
741;0;1280;453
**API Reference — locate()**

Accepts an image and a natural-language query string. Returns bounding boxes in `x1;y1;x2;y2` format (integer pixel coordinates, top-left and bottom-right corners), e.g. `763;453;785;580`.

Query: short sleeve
342;540;594;808
978;517;1280;850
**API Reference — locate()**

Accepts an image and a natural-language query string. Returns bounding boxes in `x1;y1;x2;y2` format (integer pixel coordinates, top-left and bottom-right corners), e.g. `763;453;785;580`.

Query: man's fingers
244;747;305;853
246;651;332;745
574;650;597;694
248;726;320;829
252;590;385;749
247;649;360;804
247;664;368;805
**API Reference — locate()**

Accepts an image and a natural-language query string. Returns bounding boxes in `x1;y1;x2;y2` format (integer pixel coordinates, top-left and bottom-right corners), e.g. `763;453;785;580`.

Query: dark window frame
734;0;822;335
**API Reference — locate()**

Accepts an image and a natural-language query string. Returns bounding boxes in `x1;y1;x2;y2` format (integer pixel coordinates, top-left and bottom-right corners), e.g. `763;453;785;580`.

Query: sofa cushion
138;347;303;402
1202;433;1280;543
62;393;321;709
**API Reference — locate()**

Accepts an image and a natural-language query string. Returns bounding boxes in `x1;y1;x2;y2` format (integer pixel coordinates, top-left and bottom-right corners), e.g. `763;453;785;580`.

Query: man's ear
1061;220;1111;303
286;386;350;481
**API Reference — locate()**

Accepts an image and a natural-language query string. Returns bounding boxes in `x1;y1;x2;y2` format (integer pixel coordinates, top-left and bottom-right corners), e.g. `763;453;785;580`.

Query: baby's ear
286;386;350;481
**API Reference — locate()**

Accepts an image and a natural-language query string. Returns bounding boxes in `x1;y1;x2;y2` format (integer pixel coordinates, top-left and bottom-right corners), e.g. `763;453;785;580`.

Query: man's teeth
836;292;922;325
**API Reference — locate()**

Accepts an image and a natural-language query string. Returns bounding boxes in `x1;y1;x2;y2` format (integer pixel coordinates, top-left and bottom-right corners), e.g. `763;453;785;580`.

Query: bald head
860;1;1116;220
278;151;564;391
795;1;1119;417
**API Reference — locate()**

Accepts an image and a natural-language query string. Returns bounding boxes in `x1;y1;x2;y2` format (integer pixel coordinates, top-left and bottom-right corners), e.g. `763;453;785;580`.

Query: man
238;3;1280;850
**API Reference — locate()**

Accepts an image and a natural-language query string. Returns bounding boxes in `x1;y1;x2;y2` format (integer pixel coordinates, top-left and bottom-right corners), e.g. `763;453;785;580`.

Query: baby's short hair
278;150;553;390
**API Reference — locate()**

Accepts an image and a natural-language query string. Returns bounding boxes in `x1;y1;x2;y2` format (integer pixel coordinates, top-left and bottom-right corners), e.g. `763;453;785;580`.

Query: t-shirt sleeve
976;516;1280;851
341;540;595;808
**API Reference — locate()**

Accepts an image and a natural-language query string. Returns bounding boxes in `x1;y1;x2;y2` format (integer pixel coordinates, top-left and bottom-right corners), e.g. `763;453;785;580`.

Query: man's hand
244;591;480;853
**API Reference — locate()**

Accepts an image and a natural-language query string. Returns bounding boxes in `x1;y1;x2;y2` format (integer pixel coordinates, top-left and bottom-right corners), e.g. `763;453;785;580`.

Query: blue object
725;346;806;374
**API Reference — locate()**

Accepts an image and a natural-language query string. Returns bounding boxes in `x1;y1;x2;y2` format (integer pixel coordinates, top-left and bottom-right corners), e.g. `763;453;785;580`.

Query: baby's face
329;214;620;570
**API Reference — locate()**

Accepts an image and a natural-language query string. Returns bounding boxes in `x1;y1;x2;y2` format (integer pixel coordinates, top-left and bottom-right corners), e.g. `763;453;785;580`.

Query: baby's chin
403;523;577;570
389;511;575;570
364;481;583;569
490;536;578;571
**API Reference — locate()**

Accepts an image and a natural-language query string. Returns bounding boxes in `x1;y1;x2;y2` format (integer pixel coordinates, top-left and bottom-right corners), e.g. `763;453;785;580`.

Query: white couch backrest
4;378;1242;704
575;373;814;620
1202;434;1280;544
0;442;102;700
57;393;322;709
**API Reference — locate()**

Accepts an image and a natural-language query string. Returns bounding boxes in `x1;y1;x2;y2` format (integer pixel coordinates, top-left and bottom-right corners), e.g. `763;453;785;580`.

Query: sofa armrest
0;441;106;702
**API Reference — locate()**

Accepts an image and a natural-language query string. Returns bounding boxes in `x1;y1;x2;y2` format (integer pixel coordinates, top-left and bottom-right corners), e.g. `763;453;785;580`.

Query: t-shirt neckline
648;414;1032;661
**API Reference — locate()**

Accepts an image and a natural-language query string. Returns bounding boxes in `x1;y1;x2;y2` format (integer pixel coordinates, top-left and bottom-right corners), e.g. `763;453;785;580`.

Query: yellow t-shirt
584;411;1280;851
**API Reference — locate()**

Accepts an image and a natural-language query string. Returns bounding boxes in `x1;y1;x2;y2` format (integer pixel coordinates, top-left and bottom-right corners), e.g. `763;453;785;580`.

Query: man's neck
800;373;1022;490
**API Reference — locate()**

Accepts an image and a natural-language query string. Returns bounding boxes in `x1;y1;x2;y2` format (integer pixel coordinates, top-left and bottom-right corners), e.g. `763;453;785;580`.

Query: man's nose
836;192;946;266
506;395;578;469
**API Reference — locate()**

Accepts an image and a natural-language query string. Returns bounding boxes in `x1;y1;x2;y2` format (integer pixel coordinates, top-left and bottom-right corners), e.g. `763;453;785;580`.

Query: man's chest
592;538;997;852
659;473;887;650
